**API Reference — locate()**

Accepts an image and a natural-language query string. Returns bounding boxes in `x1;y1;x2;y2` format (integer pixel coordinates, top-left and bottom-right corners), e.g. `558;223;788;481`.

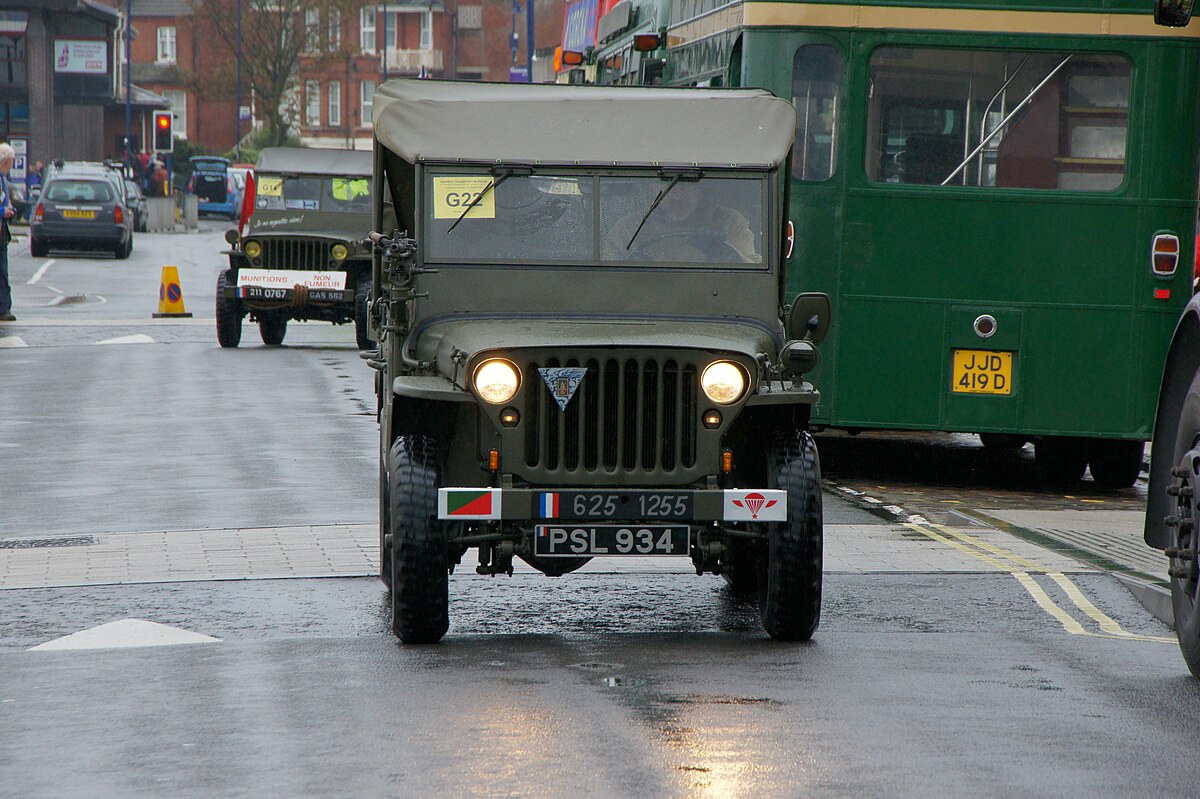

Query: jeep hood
411;316;783;379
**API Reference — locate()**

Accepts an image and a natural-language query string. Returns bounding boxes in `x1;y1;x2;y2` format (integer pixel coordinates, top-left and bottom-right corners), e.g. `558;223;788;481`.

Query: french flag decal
539;492;560;518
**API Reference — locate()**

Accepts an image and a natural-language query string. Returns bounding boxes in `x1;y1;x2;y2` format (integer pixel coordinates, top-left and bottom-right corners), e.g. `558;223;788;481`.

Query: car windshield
424;169;766;266
254;175;371;213
44;179;114;203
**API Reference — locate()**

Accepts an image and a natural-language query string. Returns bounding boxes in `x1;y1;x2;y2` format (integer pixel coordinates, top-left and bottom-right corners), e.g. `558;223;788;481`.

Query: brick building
124;0;237;155
297;0;565;149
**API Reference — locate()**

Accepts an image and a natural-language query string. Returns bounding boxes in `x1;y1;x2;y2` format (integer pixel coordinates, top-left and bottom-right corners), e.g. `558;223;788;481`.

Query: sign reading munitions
54;40;108;74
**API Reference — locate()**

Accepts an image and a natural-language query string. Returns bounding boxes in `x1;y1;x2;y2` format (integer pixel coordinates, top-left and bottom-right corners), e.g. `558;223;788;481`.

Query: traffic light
153;111;173;152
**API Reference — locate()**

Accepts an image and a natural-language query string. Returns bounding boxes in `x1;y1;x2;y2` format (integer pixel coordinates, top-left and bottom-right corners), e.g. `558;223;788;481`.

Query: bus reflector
1156;289;1171;300
1153;233;1180;275
633;34;662;52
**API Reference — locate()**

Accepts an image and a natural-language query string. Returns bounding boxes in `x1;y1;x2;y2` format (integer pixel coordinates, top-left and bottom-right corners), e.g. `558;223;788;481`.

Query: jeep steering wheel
626;230;742;263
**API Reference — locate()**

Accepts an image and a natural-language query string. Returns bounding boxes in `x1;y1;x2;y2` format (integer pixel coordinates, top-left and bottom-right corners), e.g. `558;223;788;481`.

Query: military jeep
217;147;384;349
368;79;830;644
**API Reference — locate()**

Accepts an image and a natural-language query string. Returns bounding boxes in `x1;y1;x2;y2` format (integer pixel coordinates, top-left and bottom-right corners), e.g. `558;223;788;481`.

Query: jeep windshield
424;169;766;266
254;175;372;213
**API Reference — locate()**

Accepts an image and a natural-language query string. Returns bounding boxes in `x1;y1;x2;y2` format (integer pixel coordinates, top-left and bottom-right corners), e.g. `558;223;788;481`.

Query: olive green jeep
368;79;830;644
217;146;389;349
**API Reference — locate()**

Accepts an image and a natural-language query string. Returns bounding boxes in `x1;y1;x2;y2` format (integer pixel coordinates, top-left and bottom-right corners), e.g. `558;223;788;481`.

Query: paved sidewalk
0;525;377;590
0;519;1095;590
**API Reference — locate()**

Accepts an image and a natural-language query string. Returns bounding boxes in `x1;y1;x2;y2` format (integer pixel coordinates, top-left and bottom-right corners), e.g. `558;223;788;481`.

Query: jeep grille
259;238;333;270
522;356;699;480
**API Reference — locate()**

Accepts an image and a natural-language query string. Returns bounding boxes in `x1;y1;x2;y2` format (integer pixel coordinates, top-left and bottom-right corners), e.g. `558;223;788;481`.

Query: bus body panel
581;0;1200;448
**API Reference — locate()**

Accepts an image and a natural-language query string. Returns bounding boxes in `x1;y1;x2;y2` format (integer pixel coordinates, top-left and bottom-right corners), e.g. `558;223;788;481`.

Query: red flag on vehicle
238;171;256;236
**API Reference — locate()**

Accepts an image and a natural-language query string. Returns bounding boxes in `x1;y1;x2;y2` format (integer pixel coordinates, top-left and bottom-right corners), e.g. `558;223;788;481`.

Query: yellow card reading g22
257;176;283;197
433;177;495;220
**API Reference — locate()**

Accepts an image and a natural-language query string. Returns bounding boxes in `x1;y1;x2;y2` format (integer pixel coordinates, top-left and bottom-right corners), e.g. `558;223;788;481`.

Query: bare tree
188;0;362;147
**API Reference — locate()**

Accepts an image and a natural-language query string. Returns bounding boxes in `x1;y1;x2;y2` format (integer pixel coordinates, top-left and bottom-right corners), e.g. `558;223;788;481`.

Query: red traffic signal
153;111;174;152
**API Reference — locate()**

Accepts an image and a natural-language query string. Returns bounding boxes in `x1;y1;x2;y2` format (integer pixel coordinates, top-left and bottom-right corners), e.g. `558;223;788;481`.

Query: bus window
792;45;844;182
866;48;1130;191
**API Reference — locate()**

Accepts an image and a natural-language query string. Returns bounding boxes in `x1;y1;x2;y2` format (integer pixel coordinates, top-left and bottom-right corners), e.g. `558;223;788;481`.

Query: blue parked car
188;156;240;219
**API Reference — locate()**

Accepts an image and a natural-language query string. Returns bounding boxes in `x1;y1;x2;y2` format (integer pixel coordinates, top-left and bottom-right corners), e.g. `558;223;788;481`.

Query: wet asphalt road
1;572;1195;798
3;227;1200;797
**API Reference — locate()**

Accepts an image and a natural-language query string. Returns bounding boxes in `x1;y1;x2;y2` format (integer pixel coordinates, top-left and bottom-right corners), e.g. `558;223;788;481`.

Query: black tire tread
259;314;287;346
1088;438;1144;490
355;274;372;351
388;435;449;644
215;270;242;348
759;430;823;641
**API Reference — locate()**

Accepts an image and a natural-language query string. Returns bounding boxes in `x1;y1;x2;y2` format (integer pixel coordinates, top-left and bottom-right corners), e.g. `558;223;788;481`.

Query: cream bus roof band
710;2;1200;39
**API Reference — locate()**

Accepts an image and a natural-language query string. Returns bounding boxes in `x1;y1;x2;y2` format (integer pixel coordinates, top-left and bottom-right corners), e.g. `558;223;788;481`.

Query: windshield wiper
625;170;702;250
446;167;531;234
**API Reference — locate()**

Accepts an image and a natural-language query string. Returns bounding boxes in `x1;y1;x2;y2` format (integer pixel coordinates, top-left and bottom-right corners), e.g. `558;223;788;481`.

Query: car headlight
473;359;521;404
244;240;262;259
330;243;349;262
701;361;747;405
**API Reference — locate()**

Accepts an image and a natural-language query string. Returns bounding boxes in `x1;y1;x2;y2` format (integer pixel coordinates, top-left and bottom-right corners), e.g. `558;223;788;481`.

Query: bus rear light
633;34;662;52
1153;233;1180;276
561;50;584;67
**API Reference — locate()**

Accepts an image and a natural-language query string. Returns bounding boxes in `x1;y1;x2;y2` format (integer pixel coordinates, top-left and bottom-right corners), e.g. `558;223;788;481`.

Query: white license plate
533;525;690;557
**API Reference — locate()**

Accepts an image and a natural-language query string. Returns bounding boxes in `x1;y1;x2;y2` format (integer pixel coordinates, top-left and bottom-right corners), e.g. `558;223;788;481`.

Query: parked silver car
31;176;134;258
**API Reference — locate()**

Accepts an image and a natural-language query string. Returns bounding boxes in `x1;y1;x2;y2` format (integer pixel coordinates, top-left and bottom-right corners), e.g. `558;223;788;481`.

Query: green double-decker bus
578;0;1200;486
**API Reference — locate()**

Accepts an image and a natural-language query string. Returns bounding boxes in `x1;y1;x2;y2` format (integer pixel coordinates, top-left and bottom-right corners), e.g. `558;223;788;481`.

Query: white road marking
26;259;55;285
27;619;221;651
0;336;28;348
95;334;156;345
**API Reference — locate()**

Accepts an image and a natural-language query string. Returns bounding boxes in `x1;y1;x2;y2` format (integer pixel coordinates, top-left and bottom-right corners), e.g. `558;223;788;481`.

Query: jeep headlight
701;361;747;405
244;240;262;259
330;243;349;262
473;359;521;404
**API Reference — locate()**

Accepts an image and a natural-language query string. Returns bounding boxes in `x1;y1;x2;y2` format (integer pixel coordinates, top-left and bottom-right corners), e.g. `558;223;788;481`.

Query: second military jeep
368;79;830;644
217;147;384;349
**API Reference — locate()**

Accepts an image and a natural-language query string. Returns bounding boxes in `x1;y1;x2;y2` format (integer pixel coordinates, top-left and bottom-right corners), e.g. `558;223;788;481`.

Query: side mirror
224;229;239;245
1156;0;1195;26
786;292;831;344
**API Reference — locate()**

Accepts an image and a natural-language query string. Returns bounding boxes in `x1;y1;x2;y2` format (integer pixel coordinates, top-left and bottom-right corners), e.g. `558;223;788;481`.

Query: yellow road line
903;522;1173;643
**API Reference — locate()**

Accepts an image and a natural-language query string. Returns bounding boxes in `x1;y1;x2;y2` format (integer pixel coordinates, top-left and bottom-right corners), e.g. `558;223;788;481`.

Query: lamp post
124;0;132;172
236;0;242;161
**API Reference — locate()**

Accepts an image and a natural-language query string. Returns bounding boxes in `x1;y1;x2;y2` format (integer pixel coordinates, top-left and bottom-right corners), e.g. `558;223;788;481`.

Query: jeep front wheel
388;435;449;644
355;275;372;351
259;313;287;346
758;430;823;641
215;270;242;348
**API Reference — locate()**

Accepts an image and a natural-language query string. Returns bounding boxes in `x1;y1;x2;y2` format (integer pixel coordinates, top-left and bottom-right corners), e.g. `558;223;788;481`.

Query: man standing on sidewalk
0;142;15;322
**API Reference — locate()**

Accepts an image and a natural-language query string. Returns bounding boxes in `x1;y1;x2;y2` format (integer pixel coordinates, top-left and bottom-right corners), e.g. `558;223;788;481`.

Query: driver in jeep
603;177;759;263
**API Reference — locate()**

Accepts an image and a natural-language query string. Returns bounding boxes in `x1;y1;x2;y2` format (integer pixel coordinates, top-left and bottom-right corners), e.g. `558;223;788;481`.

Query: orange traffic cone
153;266;192;318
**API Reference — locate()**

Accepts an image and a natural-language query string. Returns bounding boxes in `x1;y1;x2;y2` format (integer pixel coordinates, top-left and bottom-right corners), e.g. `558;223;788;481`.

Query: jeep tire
215;270;243;348
355;274;372;351
259;313;287;346
388;435;449;644
758;430;823;641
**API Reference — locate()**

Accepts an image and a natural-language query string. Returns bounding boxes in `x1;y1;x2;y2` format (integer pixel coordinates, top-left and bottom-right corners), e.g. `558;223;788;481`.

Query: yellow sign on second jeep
433;177;495;220
257;177;282;197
